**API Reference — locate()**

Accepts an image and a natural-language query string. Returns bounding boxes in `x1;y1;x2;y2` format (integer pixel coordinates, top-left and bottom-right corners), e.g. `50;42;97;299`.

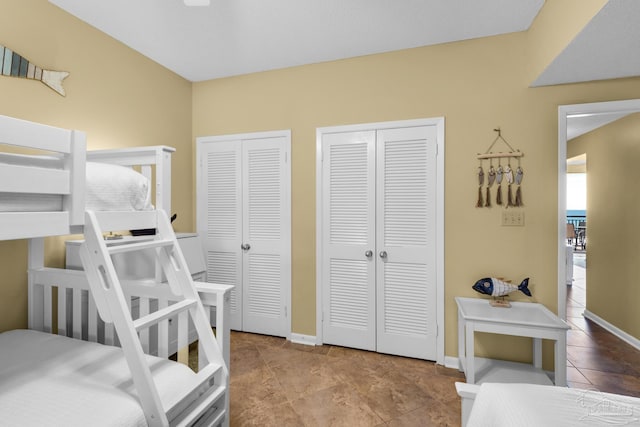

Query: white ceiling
46;0;640;86
49;0;546;82
46;0;640;140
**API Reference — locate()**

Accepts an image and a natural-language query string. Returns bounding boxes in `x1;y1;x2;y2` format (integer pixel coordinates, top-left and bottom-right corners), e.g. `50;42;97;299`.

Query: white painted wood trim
28;238;45;331
317;118;443;135
435;116;445;366
315;117;445;364
68;130;86;226
456;382;480;427
558;99;640;321
583;309;640;351
444;356;461;370
290;333;317;346
315;126;324;345
0;114;74;153
557;107;568;321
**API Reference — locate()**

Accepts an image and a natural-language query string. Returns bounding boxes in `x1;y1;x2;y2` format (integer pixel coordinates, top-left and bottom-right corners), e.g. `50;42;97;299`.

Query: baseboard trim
290;333;317;346
444;356;461;370
583;310;640;351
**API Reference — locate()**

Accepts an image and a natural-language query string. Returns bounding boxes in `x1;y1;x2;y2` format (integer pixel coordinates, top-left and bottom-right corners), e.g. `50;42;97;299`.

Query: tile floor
565;255;640;397
228;332;464;426
221;254;640;426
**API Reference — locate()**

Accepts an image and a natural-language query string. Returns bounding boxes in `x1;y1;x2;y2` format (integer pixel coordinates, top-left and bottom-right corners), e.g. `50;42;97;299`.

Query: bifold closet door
198;135;290;337
321;131;376;351
375;126;437;360
241;138;290;337
199;141;243;331
321;125;438;360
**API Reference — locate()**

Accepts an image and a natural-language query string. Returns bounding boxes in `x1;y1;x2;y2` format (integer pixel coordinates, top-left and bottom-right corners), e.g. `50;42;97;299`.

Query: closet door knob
379;250;387;259
241;243;251;251
365;250;373;258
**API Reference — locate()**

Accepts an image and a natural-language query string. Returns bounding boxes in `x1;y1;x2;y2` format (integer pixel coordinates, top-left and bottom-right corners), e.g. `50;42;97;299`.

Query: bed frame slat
87;145;175;166
73;288;82;339
0;115;73;153
4;212;69;240
31;267;88;288
0;164;70;194
57;287;67;337
93;210;158;233
88;296;98;342
43;285;52;334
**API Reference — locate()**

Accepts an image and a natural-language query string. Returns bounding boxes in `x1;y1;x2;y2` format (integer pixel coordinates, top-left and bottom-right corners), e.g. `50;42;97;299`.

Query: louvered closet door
376;126;437;360
200;141;244;331
241;137;290;336
321;131;376;351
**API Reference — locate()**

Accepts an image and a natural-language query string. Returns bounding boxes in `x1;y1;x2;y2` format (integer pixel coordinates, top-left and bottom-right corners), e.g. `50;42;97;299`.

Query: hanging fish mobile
0;44;69;96
475;128;524;208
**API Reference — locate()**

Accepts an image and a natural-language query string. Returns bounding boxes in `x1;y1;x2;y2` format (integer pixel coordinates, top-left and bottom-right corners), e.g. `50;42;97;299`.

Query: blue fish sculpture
0;44;69;96
473;277;531;297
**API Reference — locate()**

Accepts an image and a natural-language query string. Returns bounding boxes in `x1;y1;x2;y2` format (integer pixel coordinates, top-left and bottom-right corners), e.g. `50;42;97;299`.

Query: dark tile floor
565;255;640;397
223;254;640;426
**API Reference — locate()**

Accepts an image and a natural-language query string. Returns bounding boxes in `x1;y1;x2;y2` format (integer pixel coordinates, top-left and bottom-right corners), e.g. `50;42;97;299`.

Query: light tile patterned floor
228;332;463;426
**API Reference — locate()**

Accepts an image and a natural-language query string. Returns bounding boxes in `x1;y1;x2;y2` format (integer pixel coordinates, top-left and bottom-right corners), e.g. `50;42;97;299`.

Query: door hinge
284;305;288;318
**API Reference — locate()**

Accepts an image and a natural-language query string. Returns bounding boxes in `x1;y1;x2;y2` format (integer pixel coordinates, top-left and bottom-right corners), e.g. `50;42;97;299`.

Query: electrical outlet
501;210;524;226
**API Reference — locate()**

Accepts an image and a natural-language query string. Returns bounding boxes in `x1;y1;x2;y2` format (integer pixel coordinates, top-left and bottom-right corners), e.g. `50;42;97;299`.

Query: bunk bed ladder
79;210;228;427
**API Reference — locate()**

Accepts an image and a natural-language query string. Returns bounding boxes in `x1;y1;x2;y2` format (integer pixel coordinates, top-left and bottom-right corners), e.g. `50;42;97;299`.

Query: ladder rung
172;385;226;427
107;238;174;255
166;364;224;422
132;299;197;332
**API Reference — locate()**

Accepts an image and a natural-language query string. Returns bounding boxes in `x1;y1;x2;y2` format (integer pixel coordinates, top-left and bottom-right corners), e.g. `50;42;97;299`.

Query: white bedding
0;161;151;212
0;329;194;427
85;162;152;211
467;382;640;426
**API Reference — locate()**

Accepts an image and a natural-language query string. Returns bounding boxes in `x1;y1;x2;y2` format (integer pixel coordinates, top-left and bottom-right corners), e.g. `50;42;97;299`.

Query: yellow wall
0;0;193;332
193;31;640;362
2;0;640;364
568;113;640;338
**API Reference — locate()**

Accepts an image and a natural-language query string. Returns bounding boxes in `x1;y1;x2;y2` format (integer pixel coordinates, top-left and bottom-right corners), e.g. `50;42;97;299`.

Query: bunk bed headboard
87;145;175;215
0;115;87;239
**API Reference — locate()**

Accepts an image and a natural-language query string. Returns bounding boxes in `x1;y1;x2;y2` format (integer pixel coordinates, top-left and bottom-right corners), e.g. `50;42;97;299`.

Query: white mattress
0;329;195;427
467;382;640;427
0;160;152;212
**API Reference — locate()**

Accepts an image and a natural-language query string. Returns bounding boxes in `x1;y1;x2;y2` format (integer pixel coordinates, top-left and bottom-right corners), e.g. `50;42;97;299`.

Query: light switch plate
501;210;524;226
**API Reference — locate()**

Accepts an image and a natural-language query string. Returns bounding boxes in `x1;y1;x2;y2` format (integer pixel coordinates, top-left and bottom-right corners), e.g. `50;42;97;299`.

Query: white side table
456;297;570;386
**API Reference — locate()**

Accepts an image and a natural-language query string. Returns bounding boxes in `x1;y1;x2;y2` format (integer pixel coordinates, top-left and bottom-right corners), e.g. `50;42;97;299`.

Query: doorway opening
565;163;586;321
558;98;640;326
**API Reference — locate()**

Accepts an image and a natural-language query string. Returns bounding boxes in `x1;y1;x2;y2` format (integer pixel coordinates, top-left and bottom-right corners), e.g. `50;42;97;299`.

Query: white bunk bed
0;114;231;427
